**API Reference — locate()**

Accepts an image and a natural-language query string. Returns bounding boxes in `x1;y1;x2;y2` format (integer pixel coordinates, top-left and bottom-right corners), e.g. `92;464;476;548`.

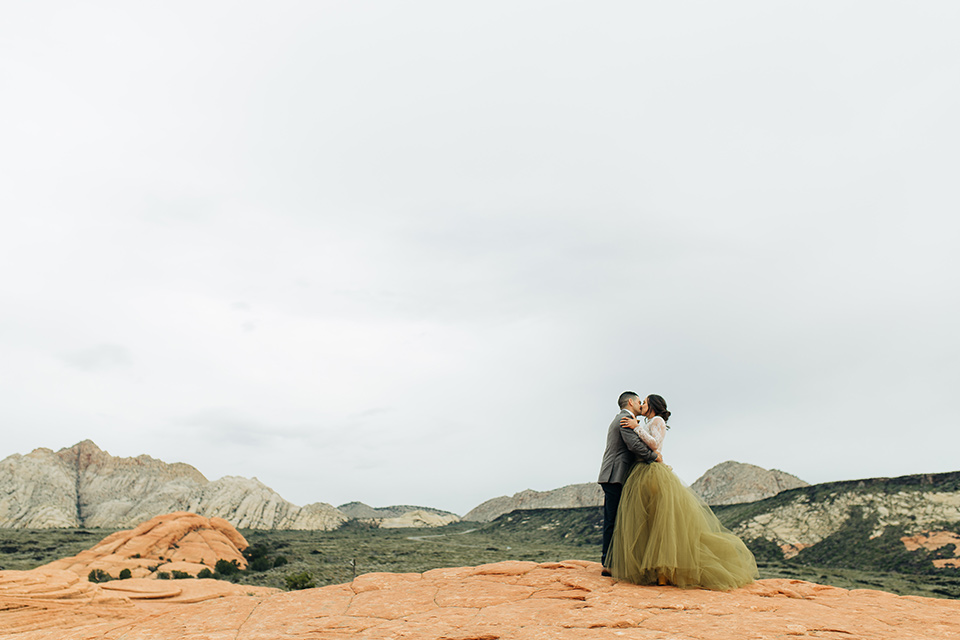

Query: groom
597;391;659;576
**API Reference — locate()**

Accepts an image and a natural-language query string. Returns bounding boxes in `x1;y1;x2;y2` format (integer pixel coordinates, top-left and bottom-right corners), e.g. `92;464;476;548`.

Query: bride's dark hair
646;394;671;425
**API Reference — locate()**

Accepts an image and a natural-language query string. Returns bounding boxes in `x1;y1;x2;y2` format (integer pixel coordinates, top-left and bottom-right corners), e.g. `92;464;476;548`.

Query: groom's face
628;396;643;415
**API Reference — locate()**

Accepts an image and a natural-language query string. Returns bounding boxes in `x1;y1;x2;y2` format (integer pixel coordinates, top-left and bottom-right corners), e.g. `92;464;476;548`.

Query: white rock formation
0;441;345;531
338;502;459;520
378;509;461;529
0;448;81;528
188;476;345;530
690;461;808;505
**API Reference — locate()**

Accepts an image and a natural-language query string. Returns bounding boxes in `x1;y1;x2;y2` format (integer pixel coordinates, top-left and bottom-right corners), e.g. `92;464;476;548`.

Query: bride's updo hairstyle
646;394;671;425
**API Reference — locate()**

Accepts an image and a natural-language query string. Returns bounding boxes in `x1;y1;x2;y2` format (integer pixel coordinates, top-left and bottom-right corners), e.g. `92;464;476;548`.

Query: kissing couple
597;391;758;590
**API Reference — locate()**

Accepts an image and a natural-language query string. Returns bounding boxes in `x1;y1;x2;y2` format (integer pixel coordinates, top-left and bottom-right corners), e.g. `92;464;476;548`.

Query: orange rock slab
1;560;959;639
40;511;249;579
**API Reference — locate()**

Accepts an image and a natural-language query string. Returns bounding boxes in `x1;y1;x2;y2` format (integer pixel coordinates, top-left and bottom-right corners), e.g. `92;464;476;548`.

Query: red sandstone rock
901;530;960;568
2;559;958;639
40;511;249;579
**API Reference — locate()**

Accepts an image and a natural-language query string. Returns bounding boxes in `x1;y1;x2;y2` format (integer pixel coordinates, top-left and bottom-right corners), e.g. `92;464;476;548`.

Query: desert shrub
88;569;112;583
273;556;288;568
171;570;192;579
157;572;171;580
284;571;315;590
197;568;214;579
243;543;270;561
249;556;273;572
215;559;240;576
118;568;132;580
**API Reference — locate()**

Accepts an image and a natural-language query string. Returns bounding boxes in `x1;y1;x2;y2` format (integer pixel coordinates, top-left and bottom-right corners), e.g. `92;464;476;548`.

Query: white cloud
1;1;958;515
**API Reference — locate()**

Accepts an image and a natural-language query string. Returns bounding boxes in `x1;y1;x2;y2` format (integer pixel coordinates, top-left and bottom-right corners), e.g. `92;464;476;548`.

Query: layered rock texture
690;460;809;505
0;441;345;530
378;509;460;529
1;559;957;639
337;502;461;528
463;483;604;522
42;512;249;579
725;471;960;564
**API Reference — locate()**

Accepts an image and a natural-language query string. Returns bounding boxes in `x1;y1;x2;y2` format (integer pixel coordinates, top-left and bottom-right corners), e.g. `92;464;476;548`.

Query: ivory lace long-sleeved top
633;416;666;453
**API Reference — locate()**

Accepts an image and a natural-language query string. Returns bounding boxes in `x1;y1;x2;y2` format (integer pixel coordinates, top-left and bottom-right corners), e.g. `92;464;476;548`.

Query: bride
609;394;759;590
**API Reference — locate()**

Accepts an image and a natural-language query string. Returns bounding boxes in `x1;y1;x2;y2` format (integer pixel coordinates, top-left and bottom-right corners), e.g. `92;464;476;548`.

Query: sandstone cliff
0;441;345;531
690;460;808;505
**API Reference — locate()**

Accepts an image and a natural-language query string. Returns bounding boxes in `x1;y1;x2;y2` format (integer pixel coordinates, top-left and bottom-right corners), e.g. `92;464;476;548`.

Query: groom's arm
616;420;659;463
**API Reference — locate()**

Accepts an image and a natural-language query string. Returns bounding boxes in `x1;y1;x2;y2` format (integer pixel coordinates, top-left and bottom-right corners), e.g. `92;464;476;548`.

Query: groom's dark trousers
597;409;659;567
599;482;623;566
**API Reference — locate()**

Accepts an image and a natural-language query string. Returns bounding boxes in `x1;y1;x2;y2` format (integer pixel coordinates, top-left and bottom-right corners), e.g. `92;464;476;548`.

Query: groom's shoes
601;568;612;577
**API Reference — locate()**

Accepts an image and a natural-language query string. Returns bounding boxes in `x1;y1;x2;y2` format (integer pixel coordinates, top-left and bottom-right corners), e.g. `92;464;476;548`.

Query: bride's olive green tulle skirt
609;462;759;591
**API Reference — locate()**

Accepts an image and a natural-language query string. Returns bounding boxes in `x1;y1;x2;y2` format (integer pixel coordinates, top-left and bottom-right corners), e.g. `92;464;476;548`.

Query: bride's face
639;397;650;417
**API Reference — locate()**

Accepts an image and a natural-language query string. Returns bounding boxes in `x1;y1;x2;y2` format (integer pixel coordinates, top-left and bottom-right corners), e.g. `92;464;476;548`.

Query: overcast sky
2;2;958;516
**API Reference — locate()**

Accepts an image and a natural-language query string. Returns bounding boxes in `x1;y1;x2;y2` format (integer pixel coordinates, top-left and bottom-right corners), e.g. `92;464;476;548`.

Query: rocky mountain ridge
0;442;341;530
689;461;808;505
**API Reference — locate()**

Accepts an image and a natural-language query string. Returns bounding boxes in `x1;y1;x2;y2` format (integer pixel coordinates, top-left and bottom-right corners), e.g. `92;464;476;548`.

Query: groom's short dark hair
618;391;639;409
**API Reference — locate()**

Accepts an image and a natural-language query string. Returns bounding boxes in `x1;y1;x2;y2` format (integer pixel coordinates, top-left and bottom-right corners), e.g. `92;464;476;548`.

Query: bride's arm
619;416;663;452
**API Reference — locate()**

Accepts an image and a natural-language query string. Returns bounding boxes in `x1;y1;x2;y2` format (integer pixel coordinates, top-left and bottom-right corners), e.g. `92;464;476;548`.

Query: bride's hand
656;453;664;463
620;416;639;430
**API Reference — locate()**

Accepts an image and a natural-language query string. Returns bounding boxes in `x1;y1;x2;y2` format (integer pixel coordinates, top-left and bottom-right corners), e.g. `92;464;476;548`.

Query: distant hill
337;502;458;519
337;502;461;528
463;483;603;522
690;461;808;505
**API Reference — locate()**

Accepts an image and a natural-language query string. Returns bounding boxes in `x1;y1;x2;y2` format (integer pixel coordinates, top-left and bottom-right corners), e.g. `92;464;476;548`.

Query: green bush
171;570;192;579
87;569;112;583
215;559;240;575
273;556;288;568
118;568;132;580
157;572;171;580
197;568;214;579
249;556;273;572
243;543;270;561
284;571;315;591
